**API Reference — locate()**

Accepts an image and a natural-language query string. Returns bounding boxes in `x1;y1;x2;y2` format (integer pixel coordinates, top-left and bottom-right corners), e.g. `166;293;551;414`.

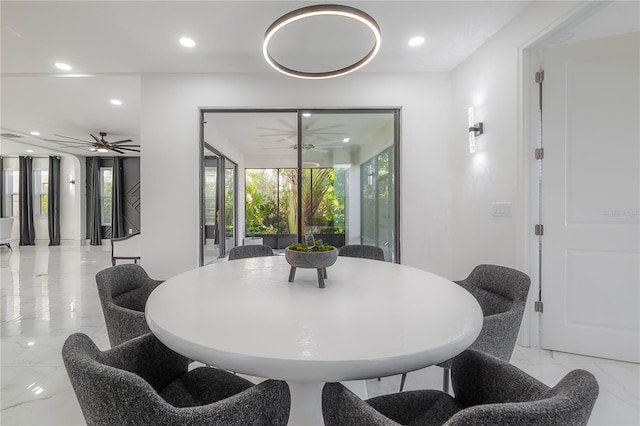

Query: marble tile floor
1;244;638;425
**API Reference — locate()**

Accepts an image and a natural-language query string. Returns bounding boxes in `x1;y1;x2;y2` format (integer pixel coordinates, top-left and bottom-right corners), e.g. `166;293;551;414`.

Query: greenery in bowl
287;243;336;252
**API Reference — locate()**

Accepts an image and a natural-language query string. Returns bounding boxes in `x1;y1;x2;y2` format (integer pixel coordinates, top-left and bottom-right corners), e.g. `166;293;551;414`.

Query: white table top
145;256;483;383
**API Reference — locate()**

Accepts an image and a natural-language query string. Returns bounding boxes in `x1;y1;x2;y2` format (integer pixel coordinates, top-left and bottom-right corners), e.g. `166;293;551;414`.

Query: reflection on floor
1;245;638;425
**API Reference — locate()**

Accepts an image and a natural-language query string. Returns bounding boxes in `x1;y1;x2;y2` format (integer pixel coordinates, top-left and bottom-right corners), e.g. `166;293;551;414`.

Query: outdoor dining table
145;255;482;425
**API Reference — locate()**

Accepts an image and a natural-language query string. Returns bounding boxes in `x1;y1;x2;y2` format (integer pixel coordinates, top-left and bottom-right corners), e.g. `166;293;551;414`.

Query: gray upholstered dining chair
96;263;163;347
400;264;531;392
63;332;290;426
323;349;599;426
338;244;385;261
228;244;274;260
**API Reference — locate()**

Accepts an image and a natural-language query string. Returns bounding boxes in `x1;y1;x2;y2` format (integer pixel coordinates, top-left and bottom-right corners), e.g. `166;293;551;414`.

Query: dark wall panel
85;157;140;241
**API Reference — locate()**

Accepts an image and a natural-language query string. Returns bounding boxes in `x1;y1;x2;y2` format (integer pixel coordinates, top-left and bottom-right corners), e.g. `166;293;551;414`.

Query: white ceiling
1;1;637;157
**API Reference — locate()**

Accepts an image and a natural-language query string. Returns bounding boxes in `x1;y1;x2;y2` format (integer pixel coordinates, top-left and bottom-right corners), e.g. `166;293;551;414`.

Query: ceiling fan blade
56;144;92;149
50;135;94;143
115;147;140;152
45;139;93;145
110;139;133;144
90;134;101;143
115;144;140;148
110;148;125;154
258;134;293;138
306;124;343;132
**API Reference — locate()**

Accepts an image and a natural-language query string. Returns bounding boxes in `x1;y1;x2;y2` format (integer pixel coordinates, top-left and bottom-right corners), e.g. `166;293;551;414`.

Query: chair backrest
95;264;163;347
0;217;14;240
338;244;385;261
62;333;189;425
111;232;141;265
458;264;530;314
450;349;599;426
455;264;530;361
228;244;274;260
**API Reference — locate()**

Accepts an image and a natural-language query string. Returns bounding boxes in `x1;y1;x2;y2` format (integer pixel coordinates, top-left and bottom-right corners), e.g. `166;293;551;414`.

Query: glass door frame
200;107;401;264
199;140;238;266
298;108;401;263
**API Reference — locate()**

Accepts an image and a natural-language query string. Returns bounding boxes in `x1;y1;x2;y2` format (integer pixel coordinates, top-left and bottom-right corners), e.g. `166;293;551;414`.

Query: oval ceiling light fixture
408;36;425;47
30;131;40;136
55;62;72;71
179;37;196;48
263;4;381;79
110;99;123;106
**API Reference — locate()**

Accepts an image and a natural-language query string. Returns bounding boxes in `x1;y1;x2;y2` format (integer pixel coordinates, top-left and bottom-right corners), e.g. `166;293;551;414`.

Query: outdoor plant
287;243;336;252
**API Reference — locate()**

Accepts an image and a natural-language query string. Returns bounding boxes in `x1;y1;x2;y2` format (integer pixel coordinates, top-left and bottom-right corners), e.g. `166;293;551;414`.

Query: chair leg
442;367;450;393
399;373;407;392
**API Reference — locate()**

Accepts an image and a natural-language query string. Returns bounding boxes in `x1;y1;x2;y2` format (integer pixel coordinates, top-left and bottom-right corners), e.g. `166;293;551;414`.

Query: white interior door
541;32;639;362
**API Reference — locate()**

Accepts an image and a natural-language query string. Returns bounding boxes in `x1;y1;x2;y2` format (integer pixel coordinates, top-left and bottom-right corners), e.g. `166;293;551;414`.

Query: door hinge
535;224;544;236
535;148;544;159
534;300;544;313
535;70;544;83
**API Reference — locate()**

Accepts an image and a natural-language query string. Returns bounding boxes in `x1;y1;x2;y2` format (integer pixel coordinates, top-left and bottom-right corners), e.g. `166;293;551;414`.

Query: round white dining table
145;255;482;426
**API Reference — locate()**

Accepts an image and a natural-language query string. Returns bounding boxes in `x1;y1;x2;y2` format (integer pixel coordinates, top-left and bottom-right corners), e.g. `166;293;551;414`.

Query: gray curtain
111;157;125;238
48;156;61;246
19;156;36;245
89;157;102;245
0;156;4;218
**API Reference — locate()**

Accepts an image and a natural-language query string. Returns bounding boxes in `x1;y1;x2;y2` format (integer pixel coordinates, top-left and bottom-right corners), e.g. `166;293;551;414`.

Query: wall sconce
468;107;484;153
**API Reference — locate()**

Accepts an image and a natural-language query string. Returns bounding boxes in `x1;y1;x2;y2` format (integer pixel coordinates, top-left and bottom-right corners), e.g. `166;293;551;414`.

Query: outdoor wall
141;72;453;279
449;1;581;279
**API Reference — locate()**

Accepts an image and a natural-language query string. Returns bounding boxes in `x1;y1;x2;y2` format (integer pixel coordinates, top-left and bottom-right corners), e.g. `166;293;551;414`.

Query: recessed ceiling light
30;131;40;136
342;137;350;143
90;148;97;152
26;149;34;153
55;62;72;71
179;37;196;48
110;99;123;106
408;36;425;47
302;113;311;118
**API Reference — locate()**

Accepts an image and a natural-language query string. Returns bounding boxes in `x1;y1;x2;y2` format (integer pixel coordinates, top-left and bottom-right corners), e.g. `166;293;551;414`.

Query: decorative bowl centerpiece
285;243;338;288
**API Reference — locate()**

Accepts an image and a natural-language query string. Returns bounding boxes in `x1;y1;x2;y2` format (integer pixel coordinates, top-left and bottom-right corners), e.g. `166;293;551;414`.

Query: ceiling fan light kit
263;4;381;79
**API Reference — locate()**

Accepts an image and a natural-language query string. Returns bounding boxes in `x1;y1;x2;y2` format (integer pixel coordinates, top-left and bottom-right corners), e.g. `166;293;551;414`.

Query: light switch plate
492;202;512;217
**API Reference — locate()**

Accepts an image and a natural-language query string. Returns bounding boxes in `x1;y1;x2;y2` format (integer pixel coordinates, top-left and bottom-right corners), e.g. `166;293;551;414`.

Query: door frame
519;1;612;348
200;107;402;264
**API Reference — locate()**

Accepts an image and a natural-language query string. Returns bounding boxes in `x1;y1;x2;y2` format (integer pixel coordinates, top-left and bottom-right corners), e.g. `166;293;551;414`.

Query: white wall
449;1;581;279
61;155;85;241
141;72;453;279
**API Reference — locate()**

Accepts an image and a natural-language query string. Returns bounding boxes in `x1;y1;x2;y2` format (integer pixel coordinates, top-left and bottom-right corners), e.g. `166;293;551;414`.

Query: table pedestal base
286;380;368;425
287;381;324;426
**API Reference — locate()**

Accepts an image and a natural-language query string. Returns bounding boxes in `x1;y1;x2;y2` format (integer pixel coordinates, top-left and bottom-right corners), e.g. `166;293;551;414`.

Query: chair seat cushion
367;390;463;425
159;367;254;408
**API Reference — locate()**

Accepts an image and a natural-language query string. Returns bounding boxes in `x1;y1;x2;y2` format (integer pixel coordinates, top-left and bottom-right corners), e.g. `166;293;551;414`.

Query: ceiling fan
262;143;328;153
45;132;140;154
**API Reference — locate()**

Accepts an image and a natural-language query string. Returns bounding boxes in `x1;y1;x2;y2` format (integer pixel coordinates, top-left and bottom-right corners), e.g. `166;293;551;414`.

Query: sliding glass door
202;108;400;263
300;110;398;262
201;143;237;265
